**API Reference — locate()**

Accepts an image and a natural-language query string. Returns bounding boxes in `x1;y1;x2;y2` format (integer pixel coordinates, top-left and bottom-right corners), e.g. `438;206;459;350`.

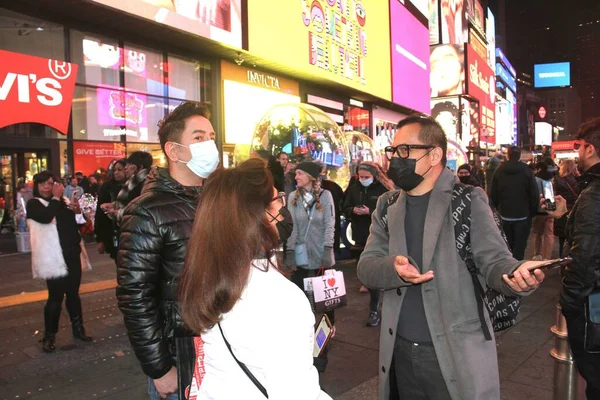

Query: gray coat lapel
421;169;456;271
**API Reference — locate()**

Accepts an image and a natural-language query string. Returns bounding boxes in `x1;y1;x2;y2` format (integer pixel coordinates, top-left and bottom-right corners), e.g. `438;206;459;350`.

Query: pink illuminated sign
390;1;430;113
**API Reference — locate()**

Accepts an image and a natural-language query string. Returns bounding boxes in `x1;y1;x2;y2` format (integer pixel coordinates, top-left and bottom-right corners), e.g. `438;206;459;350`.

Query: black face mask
268;206;293;244
388;151;433;192
459;175;471;184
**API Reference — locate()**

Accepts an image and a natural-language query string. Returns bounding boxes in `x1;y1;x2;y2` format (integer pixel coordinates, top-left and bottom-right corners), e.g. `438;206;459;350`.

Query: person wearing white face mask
343;162;394;327
117;101;219;400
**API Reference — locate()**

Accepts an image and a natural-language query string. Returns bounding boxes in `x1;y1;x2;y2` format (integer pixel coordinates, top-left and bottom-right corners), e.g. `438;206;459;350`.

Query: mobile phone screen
543;180;555;203
313;315;332;357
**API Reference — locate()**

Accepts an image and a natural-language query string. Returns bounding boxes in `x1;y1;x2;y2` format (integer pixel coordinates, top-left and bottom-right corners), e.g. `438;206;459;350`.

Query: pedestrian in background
532;161;555;260
94;159;127;260
552;159;580;258
456;163;482;187
490;146;538;260
343;161;393;327
64;176;84;203
178;158;332;400
27;171;92;353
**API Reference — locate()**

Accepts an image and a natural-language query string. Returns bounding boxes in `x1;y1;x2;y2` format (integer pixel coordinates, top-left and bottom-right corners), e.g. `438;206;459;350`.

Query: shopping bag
304;270;347;313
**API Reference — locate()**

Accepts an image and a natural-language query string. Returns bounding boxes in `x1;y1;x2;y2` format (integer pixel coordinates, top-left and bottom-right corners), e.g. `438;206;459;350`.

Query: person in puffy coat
116;101;219;400
343;162;393;327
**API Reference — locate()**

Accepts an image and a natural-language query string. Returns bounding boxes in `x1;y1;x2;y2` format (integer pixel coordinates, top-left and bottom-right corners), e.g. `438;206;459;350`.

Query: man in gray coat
357;115;548;400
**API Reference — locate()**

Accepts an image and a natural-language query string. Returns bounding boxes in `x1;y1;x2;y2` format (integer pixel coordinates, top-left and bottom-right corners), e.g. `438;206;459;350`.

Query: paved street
0;240;575;399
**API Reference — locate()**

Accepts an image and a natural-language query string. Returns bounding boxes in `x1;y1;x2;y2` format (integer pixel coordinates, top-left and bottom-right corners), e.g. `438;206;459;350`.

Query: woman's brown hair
179;158;280;334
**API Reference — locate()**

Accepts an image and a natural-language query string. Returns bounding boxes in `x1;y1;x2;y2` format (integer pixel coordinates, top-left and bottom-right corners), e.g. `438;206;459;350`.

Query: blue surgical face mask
360;178;373;187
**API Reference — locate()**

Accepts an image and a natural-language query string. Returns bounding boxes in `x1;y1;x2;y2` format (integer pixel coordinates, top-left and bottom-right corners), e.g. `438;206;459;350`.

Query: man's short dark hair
508;146;521;161
158;101;211;153
127;151;153;170
396;114;448;166
276;152;289;159
535;161;549;172
576;117;600;158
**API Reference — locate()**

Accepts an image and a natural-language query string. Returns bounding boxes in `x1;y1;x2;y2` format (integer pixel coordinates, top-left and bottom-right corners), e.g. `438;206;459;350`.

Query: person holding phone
178;159;332;400
552;160;580;258
343;162;394;327
358;115;550;400
543;118;600;399
532;161;556;260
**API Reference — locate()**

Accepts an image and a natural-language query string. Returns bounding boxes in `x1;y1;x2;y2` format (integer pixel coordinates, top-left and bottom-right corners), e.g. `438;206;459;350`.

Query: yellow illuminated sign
248;0;391;101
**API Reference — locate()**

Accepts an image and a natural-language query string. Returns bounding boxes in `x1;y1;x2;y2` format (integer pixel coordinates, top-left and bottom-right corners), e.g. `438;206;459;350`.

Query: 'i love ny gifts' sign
304;270;347;313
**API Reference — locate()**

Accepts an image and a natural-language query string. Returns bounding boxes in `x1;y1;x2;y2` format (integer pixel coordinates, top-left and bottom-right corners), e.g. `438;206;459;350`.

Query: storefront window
0;9;65;60
72;31;121;86
344;106;371;135
124;44;165;97
127;143;166;168
59;140;69;177
73;141;126;176
0;123;62;139
72;86;120;142
168;56;203;101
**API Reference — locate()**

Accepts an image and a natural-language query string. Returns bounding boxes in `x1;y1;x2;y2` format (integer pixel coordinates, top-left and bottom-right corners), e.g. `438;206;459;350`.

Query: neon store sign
302;0;368;85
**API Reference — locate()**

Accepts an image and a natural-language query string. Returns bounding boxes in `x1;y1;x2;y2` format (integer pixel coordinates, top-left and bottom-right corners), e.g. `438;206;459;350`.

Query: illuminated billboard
496;63;517;93
535;122;553;146
248;0;392;100
441;0;467;44
486;8;495;68
390;1;430;113
534;62;571;88
91;0;242;48
430;44;465;97
466;45;496;144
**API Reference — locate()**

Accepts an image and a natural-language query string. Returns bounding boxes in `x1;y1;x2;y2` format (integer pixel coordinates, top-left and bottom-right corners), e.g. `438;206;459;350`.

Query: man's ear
431;147;444;166
164;142;180;163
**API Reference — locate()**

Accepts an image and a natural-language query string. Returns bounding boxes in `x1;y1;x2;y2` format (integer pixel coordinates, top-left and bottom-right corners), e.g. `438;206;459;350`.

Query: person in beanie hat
295;161;322;180
286;161;336;318
457;164;481;187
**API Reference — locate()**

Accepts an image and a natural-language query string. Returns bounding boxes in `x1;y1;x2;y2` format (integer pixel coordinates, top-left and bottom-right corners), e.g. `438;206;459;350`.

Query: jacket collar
578;162;600;190
142;166;202;200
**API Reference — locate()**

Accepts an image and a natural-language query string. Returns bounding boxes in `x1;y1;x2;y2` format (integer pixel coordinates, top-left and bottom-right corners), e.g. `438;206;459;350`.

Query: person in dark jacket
116;101;219;400
318;162;344;256
456;163;482;187
343;162;394;327
94;159;126;260
27;171;93;353
490;146;539;260
553;159;580;258
559;118;600;398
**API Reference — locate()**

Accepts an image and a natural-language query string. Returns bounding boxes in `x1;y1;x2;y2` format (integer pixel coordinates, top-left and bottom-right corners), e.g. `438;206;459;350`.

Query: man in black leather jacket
561;117;600;399
117;102;219;400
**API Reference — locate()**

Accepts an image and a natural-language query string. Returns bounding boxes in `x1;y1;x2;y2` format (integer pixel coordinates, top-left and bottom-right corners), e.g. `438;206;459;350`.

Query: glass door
0;152;16;232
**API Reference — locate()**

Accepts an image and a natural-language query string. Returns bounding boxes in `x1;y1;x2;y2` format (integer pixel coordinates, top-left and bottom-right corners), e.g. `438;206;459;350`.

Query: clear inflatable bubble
345;131;383;175
250;103;350;188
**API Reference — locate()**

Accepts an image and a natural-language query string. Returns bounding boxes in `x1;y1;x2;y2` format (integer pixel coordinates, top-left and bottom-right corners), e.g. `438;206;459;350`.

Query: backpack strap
451;183;493;341
382;191;401;234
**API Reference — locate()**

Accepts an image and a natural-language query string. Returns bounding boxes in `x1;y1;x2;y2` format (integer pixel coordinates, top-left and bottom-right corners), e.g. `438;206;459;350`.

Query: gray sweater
286;189;335;270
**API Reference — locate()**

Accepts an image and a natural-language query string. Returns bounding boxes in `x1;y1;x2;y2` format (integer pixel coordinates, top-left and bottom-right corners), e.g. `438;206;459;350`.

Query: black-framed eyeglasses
384;144;435;161
271;191;287;207
573;141;590;151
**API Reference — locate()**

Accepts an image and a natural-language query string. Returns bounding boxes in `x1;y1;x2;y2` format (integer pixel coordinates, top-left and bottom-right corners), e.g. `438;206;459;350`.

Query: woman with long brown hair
179;158;331;400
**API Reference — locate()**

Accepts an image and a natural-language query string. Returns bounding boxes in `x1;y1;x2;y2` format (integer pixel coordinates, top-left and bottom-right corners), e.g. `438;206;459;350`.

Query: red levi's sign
0;50;78;134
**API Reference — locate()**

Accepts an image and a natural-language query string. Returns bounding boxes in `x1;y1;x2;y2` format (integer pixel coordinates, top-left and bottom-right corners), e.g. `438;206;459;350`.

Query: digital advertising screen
496;48;516;78
248;0;392;101
429;0;440;45
390;0;430;114
535;122;553;146
431;97;460;142
466;44;495;144
430;44;465;97
534;62;571;88
441;0;467;45
495;99;513;145
496;63;517;94
486;8;495;68
91;0;242;48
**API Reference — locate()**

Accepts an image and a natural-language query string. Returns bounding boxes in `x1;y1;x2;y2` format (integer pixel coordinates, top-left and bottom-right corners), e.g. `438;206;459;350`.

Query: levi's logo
0;73;63;106
0;50;78;134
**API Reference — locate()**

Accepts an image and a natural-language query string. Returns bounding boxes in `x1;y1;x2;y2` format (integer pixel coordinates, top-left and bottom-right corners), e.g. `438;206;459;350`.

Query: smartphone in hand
542;180;557;211
508;257;573;279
